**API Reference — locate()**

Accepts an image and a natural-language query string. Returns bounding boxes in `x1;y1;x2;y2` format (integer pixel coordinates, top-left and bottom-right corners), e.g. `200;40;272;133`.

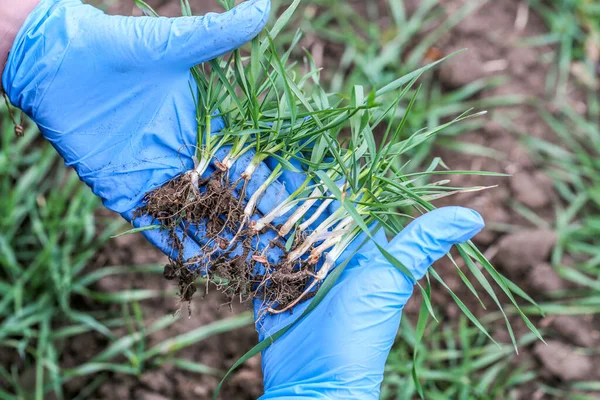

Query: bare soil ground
60;226;263;400
64;0;599;399
423;0;600;397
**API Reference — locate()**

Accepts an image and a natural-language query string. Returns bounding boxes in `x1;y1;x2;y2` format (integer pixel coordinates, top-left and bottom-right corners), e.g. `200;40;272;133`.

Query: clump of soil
135;169;320;314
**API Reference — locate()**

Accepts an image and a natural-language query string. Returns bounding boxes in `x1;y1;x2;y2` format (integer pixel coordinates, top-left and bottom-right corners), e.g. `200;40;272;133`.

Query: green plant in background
129;1;545;397
494;100;600;398
0;105;254;399
526;0;600;100
382;315;539;400
508;103;600;314
271;0;524;165
386;313;600;399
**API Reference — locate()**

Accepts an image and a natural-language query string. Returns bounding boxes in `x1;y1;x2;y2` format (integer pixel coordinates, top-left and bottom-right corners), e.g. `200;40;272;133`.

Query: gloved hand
3;1;486;398
256;206;484;399
2;0;277;261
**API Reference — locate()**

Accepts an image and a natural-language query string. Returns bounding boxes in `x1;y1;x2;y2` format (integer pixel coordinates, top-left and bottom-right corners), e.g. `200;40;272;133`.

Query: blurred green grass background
1;0;599;398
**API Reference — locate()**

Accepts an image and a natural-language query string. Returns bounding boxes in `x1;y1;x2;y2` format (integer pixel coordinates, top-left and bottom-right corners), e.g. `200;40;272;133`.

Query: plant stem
278;186;325;236
299;198;334;231
286;209;347;262
308;217;354;262
244;164;282;218
253;177;312;232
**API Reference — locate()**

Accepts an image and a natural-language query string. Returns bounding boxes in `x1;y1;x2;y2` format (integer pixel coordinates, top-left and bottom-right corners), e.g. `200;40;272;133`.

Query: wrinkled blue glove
3;0;485;398
256;206;483;399
2;0;287;262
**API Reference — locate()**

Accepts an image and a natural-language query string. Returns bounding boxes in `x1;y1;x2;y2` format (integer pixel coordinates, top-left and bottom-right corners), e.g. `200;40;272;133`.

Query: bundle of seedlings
132;0;542;350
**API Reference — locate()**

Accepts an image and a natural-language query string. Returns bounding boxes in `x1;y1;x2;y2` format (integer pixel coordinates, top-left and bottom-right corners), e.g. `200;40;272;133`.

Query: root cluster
135;171;324;314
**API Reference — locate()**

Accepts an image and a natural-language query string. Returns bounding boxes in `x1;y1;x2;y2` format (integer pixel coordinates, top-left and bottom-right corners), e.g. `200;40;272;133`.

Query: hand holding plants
2;0;272;258
256;205;483;399
3;1;538;398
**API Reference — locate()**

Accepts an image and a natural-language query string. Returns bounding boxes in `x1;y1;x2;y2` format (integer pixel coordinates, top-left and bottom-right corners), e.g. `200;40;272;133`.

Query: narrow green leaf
111;225;161;238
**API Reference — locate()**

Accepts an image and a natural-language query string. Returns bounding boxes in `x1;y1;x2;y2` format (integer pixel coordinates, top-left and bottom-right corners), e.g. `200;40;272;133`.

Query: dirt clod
164;263;178;280
496;229;556;275
527;263;565;293
439;46;487;88
511;171;553;209
534;341;593;381
551;316;600;348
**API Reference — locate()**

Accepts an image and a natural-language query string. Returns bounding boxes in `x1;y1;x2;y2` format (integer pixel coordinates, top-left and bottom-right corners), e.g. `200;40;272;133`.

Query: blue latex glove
2;0;281;262
256;206;484;399
3;0;486;397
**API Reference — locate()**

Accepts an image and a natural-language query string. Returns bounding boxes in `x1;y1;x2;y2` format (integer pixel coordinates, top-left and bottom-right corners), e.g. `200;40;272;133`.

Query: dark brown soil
64;0;600;399
135;169;322;315
63;229;263;400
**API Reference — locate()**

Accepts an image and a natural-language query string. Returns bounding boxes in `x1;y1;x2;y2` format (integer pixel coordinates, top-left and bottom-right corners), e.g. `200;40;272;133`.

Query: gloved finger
364;206;484;282
109;0;271;68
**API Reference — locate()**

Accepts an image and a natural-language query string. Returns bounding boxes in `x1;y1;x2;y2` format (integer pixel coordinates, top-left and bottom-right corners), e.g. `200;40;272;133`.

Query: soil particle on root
534;341;593;381
137;172;324;313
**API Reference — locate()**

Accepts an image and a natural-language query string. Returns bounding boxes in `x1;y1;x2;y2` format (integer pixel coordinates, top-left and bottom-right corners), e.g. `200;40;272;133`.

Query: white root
254;176;339;233
253;200;295;232
226;159;266;247
299;198;333;231
283;180;345;235
220;153;233;170
244;179;269;218
241;160;259;180
189;170;201;196
286;222;335;262
286;215;353;262
278;186;324;236
243;160;282;220
194;156;211;176
225;156;235;169
188;157;211;196
307;232;346;264
307;218;354;263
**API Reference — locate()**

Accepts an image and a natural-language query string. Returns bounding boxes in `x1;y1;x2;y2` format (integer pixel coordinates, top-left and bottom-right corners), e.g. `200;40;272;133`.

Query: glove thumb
126;0;271;68
364;207;485;282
